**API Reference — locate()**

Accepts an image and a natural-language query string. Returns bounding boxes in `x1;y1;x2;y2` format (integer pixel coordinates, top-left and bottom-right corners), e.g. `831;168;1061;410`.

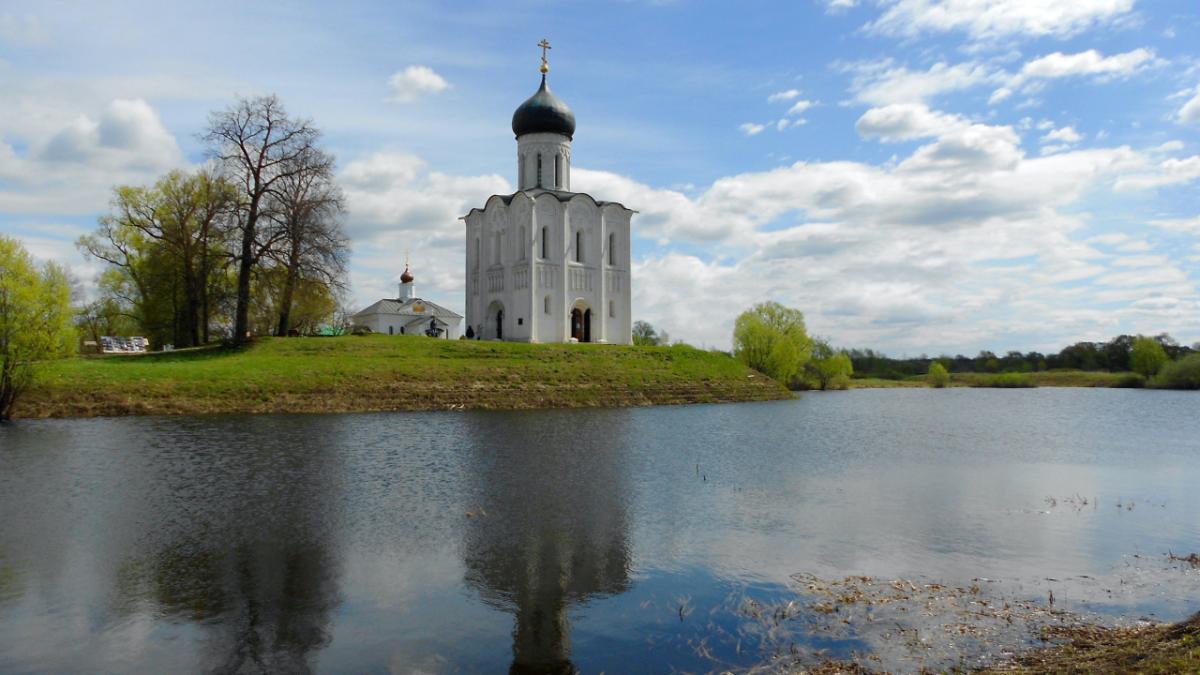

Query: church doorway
487;301;505;340
570;307;592;342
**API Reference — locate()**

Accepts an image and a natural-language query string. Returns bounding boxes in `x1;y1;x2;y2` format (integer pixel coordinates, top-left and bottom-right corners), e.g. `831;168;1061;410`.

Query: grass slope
16;336;790;418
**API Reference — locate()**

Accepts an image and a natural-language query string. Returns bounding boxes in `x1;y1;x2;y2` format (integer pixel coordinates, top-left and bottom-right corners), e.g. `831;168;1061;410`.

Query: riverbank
987;612;1200;673
848;369;1142;389
14;336;790;419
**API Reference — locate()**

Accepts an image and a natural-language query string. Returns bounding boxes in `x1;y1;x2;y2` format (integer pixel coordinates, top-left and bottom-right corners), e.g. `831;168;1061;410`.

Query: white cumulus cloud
865;0;1136;41
1179;87;1200;125
387;65;450;103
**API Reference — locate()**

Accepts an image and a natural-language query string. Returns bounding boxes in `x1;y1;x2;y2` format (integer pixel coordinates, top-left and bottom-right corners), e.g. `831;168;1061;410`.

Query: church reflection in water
462;411;634;674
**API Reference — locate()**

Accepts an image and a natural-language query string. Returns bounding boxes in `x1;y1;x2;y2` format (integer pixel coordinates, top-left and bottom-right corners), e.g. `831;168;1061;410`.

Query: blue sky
2;0;1198;354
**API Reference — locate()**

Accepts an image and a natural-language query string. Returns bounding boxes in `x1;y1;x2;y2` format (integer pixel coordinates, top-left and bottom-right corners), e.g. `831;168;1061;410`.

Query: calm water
1;388;1198;673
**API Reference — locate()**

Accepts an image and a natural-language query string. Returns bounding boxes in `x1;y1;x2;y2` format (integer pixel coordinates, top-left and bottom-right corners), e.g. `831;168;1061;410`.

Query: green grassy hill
16;336;790;419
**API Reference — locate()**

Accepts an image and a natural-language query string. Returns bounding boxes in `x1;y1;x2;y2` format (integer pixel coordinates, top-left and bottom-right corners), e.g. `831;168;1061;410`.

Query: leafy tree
1130;335;1169;378
927;361;950;388
632;320;660;346
0;237;76;421
1150;353;1200;390
732;301;812;385
79;169;237;347
806;339;854;389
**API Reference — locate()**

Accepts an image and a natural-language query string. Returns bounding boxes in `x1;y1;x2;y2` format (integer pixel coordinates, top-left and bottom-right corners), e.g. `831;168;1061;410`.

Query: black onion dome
511;75;575;139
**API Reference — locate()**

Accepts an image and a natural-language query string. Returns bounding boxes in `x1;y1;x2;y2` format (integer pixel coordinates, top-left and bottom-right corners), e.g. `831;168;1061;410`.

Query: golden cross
538;38;551;73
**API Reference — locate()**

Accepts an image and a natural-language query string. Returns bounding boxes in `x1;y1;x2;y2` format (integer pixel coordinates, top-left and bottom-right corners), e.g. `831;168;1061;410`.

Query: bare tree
265;148;348;336
203;95;320;344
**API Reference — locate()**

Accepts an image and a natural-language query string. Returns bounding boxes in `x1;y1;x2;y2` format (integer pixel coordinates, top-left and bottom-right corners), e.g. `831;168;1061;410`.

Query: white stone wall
517;133;572;190
464;190;632;345
357;312;462;339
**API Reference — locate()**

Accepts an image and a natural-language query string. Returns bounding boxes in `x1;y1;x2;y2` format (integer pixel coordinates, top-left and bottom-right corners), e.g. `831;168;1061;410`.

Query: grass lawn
16;335;790;418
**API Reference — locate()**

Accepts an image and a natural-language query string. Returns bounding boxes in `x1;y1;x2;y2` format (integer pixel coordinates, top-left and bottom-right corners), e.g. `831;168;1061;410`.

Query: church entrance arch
569;301;592;342
487;300;505;340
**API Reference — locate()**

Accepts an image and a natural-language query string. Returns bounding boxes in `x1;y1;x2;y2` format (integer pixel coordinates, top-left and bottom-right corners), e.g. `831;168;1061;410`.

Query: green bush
927;362;950;388
1112;373;1146;388
1149;354;1200;390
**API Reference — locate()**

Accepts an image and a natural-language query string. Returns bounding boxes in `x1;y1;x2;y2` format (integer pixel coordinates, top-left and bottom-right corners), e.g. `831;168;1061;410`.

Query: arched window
575;230;582;263
608;232;615;265
554;154;562;188
544;295;551;314
494;232;501;265
536;154;543;187
609;300;615;318
541;226;547;259
519;226;526;260
519;155;526;188
474;238;480;268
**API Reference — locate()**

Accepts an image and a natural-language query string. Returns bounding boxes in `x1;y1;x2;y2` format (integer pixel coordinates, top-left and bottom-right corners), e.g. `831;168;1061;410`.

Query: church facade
462;44;634;344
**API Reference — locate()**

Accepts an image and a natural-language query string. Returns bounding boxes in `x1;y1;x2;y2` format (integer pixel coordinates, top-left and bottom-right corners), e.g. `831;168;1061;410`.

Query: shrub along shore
14;335;790;419
848;369;1181;389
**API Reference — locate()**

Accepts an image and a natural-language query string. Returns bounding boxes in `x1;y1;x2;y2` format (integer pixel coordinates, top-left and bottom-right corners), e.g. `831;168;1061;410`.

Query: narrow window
536;154;543;187
608;233;615;265
609;300;615;318
519;226;526;260
555;154;562;188
575;230;582;263
544;295;551;314
519;155;525;188
494;232;501;265
475;238;480;268
541;226;547;259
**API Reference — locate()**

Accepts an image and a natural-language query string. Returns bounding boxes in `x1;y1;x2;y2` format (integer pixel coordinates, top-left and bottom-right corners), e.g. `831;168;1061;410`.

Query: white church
351;264;464;338
462;41;634;344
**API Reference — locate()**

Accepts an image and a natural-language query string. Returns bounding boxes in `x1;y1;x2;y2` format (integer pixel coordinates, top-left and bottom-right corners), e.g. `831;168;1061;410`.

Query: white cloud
1017;48;1159;81
786;99;815;116
865;0;1136;41
739;122;766;136
336;152;508;312
1115;155;1200;190
387;65;450;103
824;0;859;10
1041;126;1082;144
988;87;1013;105
855;104;968;142
1179;87;1200;125
990;49;1161;105
767;89;801;103
1150;216;1200;234
846;60;998;105
0;98;184;213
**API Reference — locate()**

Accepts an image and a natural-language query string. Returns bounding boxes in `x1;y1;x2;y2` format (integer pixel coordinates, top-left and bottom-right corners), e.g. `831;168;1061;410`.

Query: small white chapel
351;264;464;338
462;40;634;344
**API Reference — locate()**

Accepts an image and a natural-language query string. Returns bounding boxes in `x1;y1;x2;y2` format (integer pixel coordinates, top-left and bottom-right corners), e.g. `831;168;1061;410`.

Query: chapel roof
353;297;462;319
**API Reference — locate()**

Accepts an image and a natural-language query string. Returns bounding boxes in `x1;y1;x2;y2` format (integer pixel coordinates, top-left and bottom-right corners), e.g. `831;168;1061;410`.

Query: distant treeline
847;334;1197;379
